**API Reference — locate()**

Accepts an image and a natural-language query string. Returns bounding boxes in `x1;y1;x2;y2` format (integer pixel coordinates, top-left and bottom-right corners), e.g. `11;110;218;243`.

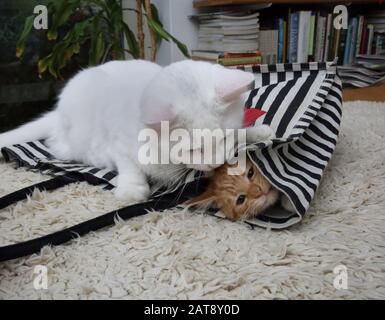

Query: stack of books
191;10;261;67
338;54;385;87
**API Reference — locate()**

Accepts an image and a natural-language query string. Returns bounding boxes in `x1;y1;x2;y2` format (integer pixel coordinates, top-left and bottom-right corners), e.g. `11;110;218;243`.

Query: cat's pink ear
140;103;176;124
214;66;255;102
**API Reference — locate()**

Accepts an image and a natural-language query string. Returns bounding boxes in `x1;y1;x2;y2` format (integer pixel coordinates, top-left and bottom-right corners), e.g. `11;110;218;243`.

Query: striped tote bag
1;61;342;233
232;60;343;228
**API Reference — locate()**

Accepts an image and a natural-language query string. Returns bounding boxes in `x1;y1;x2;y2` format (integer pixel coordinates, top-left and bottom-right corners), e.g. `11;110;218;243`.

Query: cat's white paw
246;125;275;143
114;182;150;203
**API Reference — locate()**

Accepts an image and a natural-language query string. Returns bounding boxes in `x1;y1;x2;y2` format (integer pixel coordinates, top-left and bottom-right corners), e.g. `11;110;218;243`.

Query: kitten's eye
236;194;246;205
247;167;254;179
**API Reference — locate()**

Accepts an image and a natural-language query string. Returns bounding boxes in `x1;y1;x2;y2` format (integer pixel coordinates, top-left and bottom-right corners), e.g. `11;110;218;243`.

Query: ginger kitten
188;158;295;221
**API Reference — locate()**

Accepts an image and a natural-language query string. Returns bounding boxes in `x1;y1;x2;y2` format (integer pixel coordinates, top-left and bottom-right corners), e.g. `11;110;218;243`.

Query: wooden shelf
193;0;383;9
343;85;385;102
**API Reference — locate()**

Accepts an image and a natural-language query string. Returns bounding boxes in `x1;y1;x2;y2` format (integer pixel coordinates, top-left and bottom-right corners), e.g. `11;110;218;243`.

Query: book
223;51;261;58
324;13;332;62
297;11;311;63
360;19;368;54
367;24;375;55
333;28;341;61
218;56;262;66
355;16;365;58
315;15;326;62
191;50;221;61
308;12;316;61
343;18;353;65
288;12;299;63
327;13;338;61
348;17;358;64
282;20;288;63
337;28;347;65
191;50;262;65
259;29;278;64
277;18;284;63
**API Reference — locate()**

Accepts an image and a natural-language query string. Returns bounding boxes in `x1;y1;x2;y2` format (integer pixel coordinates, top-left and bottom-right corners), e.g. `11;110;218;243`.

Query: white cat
0;60;273;203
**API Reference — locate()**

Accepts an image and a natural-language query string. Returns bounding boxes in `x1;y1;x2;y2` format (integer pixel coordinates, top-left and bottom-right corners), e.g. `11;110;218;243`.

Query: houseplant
16;0;190;79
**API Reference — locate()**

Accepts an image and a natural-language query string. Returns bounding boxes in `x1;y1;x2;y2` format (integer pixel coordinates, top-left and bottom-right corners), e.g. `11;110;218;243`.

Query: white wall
122;0;198;65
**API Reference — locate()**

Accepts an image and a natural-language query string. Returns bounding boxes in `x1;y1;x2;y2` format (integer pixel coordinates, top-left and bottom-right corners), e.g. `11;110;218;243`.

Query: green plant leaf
49;0;81;40
38;55;52;77
146;17;170;42
146;16;190;58
16;15;34;58
90;33;105;65
45;18;91;78
89;16;101;65
168;34;191;58
149;3;163;45
122;22;139;59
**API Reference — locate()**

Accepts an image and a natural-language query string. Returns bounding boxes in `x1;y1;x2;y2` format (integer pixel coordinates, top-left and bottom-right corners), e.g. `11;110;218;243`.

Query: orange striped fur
189;159;280;220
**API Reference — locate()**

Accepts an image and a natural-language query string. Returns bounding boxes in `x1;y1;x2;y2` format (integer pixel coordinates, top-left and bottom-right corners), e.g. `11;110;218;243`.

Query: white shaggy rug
0;101;385;300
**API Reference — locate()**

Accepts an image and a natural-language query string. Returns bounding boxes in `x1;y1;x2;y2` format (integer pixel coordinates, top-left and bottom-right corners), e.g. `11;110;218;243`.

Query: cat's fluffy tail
0;112;56;151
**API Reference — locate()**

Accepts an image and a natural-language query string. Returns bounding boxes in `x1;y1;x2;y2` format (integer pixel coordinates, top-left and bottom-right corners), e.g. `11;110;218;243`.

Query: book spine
375;34;382;54
327;13;336;61
343;19;353;65
278;19;283;63
355;16;365;58
271;29;278;64
333;28;341;60
367;24;374;55
283;20;287;63
348;17;358;64
286;8;291;63
297;11;311;63
289;12;299;63
324;13;332;62
318;16;327;62
218;56;262;65
337;28;347;65
223;51;261;58
380;34;385;55
308;12;316;61
360;19;368;54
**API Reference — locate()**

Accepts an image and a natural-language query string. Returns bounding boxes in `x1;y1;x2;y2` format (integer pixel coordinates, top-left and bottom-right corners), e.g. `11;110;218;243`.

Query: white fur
0;60;260;203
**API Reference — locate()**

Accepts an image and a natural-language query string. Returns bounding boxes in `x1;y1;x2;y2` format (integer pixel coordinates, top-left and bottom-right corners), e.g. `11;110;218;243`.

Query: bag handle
0;175;81;211
0;178;207;262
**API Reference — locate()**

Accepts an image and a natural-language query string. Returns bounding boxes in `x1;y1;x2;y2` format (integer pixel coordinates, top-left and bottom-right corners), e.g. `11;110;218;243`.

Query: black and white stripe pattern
1;61;342;229
235;61;342;228
1;140;199;194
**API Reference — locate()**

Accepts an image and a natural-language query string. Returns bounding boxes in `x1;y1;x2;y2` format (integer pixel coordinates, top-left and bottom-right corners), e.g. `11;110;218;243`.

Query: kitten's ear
214;66;255;102
140;103;176;124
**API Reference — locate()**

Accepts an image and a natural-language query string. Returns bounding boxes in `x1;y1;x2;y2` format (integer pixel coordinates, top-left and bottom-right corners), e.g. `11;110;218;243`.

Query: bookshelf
192;0;385;88
193;0;382;9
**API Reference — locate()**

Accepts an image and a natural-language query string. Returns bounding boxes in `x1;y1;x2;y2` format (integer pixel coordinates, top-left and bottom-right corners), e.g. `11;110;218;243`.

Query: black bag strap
0;177;207;262
0;175;81;210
